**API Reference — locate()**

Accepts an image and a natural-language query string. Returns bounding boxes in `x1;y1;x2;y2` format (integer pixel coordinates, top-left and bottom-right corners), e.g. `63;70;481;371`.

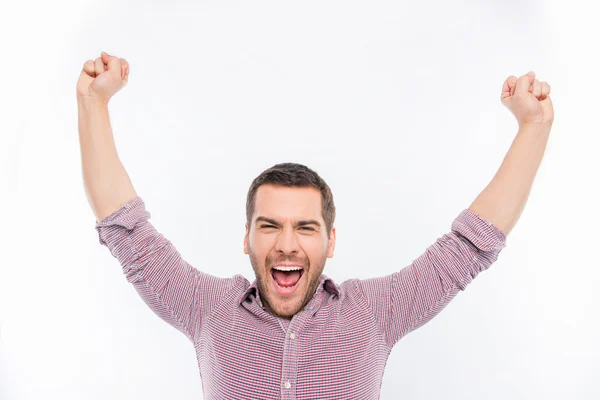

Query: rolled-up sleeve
95;196;241;343
354;208;507;348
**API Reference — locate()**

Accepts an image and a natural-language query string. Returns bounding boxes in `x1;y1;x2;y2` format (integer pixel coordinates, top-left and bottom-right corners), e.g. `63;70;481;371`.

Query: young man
78;52;553;399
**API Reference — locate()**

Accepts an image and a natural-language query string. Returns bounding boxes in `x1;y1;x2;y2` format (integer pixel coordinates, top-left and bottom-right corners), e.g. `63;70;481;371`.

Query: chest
195;303;389;399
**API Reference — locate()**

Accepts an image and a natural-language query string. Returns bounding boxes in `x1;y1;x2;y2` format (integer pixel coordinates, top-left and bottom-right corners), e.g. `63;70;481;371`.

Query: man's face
243;184;336;319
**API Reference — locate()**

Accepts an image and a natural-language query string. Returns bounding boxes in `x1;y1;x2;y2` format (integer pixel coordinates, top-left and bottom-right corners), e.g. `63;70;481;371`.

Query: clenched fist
501;71;554;129
76;51;129;105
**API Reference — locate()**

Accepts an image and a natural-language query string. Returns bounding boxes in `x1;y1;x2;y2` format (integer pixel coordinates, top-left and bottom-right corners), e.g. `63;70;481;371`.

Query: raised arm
93;196;241;343
469;71;554;236
355;208;507;348
77;52;242;343
354;71;553;348
77;51;137;221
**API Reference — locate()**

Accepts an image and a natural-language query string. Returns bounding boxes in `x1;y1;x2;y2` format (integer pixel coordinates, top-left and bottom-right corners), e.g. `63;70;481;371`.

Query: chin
267;288;308;316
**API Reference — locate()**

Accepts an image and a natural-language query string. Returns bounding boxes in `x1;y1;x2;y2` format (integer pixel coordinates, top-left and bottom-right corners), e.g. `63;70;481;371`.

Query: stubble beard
248;245;327;319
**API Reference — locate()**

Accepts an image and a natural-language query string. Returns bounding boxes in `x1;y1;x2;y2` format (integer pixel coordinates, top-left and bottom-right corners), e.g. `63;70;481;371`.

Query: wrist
518;122;552;135
77;96;109;111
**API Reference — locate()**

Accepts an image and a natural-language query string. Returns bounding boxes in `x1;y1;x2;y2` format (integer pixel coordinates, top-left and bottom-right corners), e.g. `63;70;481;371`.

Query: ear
327;226;336;258
243;223;249;254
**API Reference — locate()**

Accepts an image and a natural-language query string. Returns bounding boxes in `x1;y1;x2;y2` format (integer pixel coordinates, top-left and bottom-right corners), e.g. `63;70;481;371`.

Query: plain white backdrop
1;0;598;398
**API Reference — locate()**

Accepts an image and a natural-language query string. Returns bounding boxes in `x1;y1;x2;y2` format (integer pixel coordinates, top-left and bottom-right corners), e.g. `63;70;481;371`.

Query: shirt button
284;381;291;389
289;332;296;339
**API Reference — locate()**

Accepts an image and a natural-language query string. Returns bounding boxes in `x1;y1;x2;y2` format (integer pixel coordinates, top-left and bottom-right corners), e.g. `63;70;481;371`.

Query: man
77;51;553;399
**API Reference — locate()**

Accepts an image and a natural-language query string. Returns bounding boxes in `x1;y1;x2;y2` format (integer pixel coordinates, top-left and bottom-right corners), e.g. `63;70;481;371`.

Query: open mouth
270;266;305;295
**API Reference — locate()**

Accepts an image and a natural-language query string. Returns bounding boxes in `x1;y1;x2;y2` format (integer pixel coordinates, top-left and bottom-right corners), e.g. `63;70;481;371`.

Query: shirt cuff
451;208;507;252
95;196;149;247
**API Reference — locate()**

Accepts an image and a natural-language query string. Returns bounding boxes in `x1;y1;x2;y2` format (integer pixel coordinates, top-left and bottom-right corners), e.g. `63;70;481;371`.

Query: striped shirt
95;196;507;399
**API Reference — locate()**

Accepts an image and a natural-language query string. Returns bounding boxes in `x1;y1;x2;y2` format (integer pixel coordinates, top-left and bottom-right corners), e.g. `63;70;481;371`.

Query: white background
1;0;598;399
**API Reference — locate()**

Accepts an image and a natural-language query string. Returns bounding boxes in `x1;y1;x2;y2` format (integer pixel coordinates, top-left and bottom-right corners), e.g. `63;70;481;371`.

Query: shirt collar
239;273;340;307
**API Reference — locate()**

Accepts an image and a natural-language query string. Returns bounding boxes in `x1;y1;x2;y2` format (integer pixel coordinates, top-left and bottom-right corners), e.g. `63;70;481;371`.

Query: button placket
280;289;322;397
280;318;304;398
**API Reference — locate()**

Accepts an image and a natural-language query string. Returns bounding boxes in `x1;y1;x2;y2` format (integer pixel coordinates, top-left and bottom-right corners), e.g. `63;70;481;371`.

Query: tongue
273;270;301;287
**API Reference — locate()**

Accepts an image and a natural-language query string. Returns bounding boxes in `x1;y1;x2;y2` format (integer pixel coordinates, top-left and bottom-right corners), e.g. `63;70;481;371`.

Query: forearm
468;124;551;237
78;99;138;222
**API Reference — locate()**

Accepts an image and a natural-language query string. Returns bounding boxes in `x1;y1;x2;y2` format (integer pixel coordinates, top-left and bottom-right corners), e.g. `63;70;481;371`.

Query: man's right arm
77;53;244;343
94;196;243;343
79;97;243;343
78;98;138;222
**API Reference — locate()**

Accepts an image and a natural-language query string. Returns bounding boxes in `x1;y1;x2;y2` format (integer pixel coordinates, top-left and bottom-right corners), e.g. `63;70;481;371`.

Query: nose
274;225;300;255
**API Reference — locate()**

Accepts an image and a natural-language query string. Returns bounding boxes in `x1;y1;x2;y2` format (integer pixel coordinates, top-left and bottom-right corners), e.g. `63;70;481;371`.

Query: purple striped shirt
95;196;507;399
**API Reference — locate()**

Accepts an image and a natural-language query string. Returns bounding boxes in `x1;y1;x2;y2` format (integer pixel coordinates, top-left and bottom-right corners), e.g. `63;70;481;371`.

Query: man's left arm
353;71;554;348
469;71;554;236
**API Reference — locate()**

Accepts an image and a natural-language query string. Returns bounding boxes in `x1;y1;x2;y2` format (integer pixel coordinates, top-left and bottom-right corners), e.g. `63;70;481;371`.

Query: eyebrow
255;216;321;228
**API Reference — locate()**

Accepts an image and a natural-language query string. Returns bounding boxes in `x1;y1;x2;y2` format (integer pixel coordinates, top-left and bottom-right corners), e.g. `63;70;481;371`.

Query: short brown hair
246;163;336;235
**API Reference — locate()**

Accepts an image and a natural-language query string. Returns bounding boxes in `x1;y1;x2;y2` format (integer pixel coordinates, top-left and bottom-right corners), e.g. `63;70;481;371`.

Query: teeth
273;266;303;272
